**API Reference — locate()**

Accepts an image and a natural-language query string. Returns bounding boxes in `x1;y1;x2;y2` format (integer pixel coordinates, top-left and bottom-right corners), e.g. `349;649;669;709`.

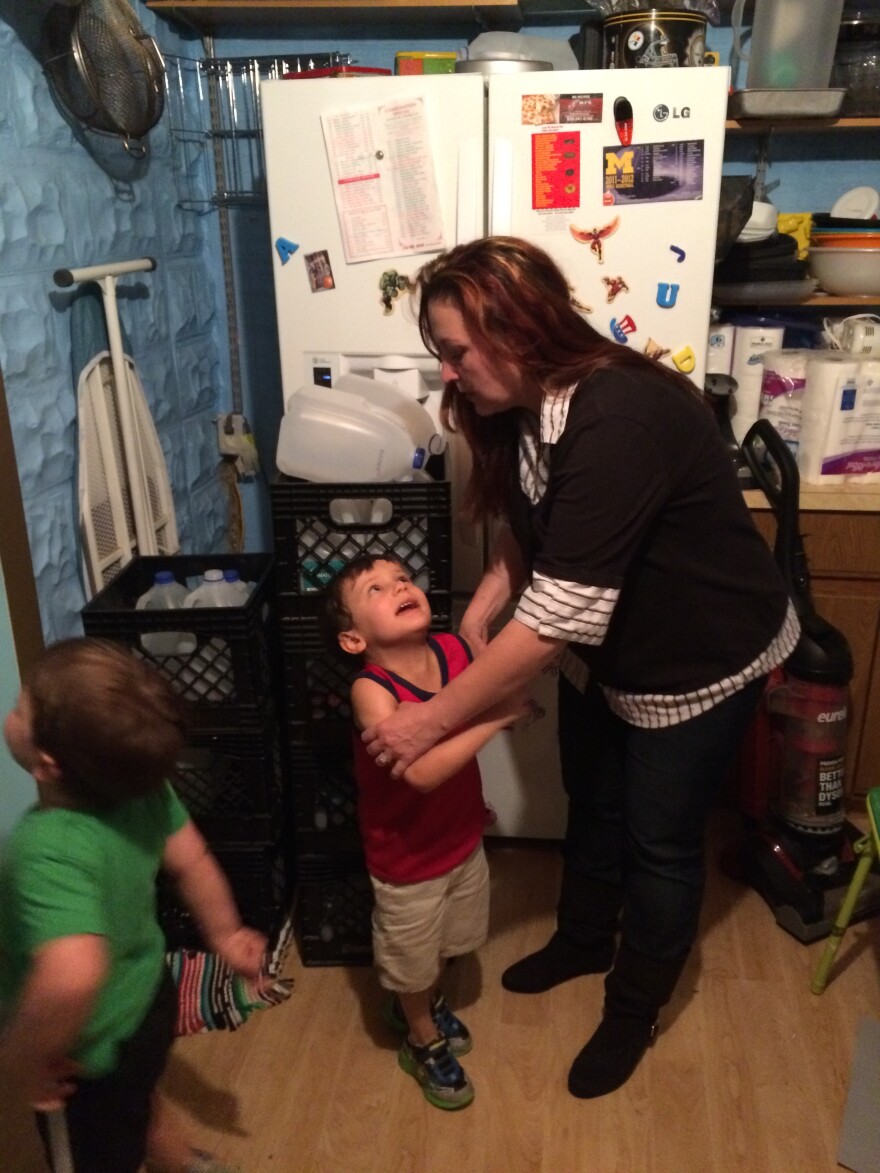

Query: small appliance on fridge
262;64;731;838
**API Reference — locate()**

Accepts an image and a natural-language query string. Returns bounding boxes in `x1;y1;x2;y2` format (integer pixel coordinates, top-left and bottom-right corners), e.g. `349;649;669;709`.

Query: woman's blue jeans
557;674;766;960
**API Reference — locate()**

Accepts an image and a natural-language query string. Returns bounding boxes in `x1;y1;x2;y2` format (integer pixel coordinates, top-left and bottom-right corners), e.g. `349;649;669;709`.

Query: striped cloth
167;916;294;1036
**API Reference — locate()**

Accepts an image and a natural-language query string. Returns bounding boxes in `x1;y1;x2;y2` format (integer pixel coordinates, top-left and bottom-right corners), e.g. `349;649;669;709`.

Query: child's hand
216;926;268;980
507;690;545;728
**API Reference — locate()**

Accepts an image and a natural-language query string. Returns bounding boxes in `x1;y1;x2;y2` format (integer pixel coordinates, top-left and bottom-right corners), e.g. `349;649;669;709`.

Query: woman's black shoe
500;932;615;994
567;1012;657;1098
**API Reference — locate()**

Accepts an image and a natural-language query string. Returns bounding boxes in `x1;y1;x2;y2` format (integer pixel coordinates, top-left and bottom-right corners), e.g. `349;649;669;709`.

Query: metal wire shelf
165;51;351;208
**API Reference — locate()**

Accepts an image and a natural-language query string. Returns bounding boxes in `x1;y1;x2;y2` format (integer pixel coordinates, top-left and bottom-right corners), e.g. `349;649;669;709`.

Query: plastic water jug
179;569;250;701
135;571;196;657
221;568;252;604
184;568;246;608
732;0;845;89
275;373;446;483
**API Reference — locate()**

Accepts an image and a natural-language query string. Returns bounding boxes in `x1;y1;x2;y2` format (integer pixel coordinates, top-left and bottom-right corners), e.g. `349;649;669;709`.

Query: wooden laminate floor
2;812;879;1173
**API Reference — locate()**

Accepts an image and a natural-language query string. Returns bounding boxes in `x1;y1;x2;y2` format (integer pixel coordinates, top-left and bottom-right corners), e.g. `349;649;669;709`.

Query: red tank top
353;633;487;884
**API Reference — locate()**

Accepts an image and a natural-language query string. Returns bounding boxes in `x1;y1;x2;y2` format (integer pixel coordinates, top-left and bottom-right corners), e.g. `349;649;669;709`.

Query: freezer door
261;73;486;409
488;67;730;389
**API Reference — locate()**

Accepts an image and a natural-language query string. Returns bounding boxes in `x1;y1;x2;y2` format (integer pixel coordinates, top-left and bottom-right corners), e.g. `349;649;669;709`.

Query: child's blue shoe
383;990;472;1055
398;1037;475;1110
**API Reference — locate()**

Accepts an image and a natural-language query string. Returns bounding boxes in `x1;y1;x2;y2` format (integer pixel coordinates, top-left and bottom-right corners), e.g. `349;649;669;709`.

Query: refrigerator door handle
490;137;513;236
456;136;483;245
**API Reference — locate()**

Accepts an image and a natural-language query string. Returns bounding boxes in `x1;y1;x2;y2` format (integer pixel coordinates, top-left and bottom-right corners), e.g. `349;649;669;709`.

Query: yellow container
395;51;458;76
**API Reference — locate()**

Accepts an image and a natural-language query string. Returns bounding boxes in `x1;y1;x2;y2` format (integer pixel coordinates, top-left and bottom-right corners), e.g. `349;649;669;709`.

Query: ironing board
811;787;880;994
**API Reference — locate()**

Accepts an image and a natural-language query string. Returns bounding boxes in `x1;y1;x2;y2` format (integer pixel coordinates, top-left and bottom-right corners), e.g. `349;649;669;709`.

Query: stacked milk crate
81;553;292;951
270;476;452;965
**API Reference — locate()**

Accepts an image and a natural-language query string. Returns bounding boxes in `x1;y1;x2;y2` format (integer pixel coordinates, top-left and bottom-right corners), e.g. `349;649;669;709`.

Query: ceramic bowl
808;247;880;295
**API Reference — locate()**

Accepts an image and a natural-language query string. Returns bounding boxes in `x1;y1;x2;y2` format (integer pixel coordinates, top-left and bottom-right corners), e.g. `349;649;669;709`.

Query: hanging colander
41;0;165;151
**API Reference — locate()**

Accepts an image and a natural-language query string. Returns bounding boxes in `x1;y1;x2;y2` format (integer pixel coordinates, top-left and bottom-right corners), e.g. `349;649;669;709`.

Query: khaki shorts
370;843;489;993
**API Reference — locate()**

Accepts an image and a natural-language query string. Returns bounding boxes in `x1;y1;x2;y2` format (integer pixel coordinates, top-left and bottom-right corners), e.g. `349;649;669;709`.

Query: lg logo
653;105;691;121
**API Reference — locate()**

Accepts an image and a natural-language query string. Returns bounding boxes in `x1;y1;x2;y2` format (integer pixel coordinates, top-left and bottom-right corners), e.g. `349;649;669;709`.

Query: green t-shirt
0;781;189;1077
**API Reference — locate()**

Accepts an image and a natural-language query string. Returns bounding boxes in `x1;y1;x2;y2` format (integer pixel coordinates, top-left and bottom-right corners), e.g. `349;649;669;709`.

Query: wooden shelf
726;116;880;132
147;0;524;29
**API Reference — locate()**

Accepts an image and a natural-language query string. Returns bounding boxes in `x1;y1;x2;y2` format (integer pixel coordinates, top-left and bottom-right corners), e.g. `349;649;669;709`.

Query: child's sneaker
398;1037;475;1110
383;991;472;1055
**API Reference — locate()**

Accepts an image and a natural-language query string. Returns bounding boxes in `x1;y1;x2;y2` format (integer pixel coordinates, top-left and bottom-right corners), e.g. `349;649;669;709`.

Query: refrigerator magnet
644;338;671;361
610;314;636;343
305;250;335;292
602;275;629;303
613;97;633;146
275;238;299;265
670;245;686;263
672;345;696;373
656;282;680;308
379;269;413;315
569;215;619;264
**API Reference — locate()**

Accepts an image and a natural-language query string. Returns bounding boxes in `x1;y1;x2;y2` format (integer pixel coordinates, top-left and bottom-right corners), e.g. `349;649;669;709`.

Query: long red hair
415;236;704;523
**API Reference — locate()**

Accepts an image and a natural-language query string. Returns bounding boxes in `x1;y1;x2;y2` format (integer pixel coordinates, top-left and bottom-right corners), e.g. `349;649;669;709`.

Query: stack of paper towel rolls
797;353;880;484
755;350;880;484
729;325;785;445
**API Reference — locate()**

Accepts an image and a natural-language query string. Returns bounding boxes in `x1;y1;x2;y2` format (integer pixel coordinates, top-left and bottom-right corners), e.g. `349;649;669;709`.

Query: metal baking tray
728;89;847;120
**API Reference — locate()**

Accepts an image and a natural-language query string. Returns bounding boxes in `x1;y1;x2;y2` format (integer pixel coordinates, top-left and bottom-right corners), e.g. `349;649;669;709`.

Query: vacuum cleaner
734;418;880;942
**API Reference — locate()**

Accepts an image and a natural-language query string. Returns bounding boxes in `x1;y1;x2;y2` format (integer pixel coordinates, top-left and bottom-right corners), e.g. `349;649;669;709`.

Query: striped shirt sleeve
514;571;619;644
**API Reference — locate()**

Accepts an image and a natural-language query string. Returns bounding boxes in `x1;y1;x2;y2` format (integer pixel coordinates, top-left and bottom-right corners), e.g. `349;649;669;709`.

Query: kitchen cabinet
746;486;880;801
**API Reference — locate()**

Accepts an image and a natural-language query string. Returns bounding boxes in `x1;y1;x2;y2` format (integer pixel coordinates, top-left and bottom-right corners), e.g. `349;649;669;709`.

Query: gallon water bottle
222;568;252;604
135;571;196;657
179;569;247;701
183;568;243;608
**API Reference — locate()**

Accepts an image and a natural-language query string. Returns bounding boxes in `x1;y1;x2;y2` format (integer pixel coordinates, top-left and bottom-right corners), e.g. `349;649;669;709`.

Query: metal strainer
41;0;165;150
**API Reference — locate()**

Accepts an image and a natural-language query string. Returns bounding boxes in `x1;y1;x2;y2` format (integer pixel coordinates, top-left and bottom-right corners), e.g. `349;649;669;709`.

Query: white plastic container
276;373;445;483
221;568;252;604
135;571;196;657
184;568;246;608
180;569;248;700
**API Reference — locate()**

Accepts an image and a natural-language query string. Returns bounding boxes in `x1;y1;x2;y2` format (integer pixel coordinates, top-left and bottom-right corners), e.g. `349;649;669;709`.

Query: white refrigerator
261;66;730;838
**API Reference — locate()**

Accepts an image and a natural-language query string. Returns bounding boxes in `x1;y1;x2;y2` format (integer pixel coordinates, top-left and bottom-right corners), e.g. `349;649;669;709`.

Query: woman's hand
458;616;490;655
362;701;443;778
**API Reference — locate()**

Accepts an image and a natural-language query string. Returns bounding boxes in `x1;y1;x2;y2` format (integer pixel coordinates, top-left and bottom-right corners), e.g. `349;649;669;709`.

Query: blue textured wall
0;5;231;644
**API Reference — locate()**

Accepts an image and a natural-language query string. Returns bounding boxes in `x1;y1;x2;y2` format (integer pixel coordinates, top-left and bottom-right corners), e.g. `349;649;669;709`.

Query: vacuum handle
740;418;810;608
740;418;799;530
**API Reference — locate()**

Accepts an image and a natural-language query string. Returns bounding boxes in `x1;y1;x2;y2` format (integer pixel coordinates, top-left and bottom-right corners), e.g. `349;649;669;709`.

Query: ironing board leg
811;835;876;994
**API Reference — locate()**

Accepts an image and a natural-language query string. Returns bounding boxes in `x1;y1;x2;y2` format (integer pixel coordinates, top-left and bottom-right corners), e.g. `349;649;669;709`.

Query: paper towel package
706;323;735;376
730;325;785;445
758;349;809;454
796;352;880;484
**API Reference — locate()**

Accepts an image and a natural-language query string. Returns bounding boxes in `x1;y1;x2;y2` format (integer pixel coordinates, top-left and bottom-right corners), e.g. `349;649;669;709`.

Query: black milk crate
271;476;452;618
81;553;280;733
288;728;361;855
279;605;452;741
294;852;373;967
157;834;294;952
176;717;287;847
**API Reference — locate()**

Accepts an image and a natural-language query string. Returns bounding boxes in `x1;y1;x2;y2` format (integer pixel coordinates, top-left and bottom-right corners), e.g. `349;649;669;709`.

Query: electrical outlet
216;413;260;477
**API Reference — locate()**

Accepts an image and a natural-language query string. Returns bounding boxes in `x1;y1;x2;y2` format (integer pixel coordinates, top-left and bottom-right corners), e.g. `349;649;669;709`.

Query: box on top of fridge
282;65;391;80
395;51;458;75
